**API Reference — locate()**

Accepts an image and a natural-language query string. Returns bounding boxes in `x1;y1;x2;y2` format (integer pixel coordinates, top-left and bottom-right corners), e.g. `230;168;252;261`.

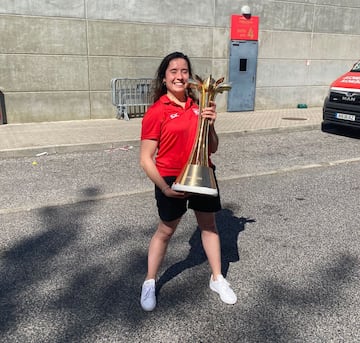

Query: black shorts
155;171;221;222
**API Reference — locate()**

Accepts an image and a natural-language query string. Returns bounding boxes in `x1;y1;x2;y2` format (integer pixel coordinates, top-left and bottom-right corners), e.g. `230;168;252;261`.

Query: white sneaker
209;274;237;305
140;279;156;311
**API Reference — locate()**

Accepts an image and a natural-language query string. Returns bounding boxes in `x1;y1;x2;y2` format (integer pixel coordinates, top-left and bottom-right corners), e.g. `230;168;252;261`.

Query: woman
140;52;237;311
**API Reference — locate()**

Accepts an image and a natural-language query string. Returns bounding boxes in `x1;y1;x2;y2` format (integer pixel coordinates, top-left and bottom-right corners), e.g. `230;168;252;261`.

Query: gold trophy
171;75;231;196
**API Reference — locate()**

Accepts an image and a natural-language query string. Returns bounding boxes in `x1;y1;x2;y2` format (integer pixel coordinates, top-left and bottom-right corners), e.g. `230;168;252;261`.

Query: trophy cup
171;75;231;196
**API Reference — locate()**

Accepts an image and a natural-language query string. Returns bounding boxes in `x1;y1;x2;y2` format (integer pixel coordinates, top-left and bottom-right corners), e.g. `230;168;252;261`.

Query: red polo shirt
141;95;200;177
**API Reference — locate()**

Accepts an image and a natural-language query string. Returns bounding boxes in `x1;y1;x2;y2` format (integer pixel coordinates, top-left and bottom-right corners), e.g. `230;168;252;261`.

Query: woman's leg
194;211;221;277
195;210;237;304
146;218;181;280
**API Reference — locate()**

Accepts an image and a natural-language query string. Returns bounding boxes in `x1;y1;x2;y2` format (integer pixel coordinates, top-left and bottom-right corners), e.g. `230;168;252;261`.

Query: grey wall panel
0;55;89;92
87;22;213;58
86;0;215;26
6;92;90;123
255;86;301;109
0;0;85;18
257;60;308;88
313;6;360;34
190;59;214;79
212;59;229;81
90;92;116;119
213;28;230;59
88;22;168;57
274;0;316;3
305;86;329;107
306;60;354;85
315;0;360;7
89;57;159;91
206;58;229;111
311;34;360;60
258;31;312;59
261;2;314;32
0;16;87;54
255;86;309;109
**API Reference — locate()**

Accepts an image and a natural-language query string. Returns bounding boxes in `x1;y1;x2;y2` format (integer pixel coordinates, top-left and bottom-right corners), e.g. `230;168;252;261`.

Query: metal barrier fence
111;78;153;120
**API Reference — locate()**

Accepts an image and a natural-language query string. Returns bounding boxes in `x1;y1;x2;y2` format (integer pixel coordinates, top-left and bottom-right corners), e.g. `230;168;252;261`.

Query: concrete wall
0;0;360;123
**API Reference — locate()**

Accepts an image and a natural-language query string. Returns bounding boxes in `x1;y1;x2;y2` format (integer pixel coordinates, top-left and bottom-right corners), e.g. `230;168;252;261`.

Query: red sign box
230;15;259;41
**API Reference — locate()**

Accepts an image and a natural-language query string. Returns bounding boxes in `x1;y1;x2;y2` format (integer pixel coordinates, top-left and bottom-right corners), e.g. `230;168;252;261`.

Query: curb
0;140;141;159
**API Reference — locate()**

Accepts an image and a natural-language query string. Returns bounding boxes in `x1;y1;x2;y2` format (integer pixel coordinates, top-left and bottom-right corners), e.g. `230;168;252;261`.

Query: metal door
227;40;258;111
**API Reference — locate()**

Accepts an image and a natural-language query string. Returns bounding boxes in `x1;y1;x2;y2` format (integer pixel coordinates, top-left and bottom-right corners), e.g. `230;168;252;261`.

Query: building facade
1;0;360;123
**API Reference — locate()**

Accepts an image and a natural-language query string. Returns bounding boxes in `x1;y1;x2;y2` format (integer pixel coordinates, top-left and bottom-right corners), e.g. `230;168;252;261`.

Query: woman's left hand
201;101;217;125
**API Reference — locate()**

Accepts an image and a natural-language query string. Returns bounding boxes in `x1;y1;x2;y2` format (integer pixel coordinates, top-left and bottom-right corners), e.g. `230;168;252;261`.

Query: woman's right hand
163;186;189;198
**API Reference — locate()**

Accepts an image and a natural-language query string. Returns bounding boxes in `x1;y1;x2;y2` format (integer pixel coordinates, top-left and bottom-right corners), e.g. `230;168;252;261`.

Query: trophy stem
194;118;209;166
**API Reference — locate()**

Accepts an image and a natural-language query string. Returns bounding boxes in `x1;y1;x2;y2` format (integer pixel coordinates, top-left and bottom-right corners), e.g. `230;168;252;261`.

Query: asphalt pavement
1;108;360;342
0;107;323;158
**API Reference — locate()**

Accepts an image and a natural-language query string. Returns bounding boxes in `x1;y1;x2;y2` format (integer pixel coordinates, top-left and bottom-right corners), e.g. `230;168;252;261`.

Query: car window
350;61;360;72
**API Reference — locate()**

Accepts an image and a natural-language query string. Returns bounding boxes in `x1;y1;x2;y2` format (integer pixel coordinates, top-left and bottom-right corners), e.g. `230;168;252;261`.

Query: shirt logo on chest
169;113;179;119
193;108;200;116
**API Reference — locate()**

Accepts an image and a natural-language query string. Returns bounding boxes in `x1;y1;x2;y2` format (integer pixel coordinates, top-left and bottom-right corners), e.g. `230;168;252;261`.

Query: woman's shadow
156;204;255;295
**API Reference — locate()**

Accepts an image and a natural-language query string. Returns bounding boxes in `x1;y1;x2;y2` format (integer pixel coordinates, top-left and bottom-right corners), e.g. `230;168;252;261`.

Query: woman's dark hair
151;51;197;103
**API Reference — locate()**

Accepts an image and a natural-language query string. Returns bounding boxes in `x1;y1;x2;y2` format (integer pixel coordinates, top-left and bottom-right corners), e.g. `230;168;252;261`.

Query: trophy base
171;164;218;197
171;183;218;197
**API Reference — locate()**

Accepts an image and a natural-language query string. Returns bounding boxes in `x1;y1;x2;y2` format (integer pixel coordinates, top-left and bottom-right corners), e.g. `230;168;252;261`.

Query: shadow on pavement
241;253;359;342
1;189;357;342
0;188;96;335
156;204;256;295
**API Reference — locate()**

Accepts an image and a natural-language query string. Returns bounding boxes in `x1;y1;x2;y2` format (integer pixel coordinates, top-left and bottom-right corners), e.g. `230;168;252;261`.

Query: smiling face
164;58;190;100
